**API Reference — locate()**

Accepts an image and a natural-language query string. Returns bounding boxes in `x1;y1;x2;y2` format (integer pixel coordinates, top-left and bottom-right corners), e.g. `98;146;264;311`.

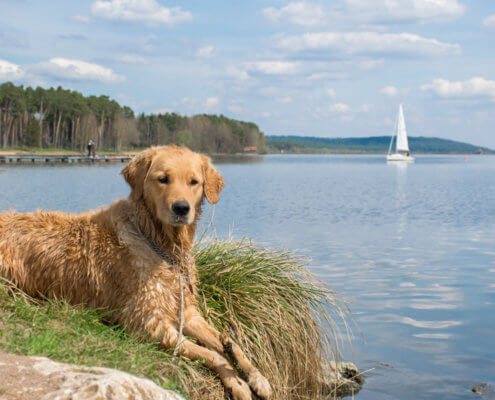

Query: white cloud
327;88;336;98
262;0;464;28
225;66;249;81
276;31;461;57
329;103;350;112
344;0;465;23
33;58;125;83
1;58;125;86
357;104;371;112
482;15;495;29
91;0;192;26
308;72;348;81
196;45;216;58
278;96;293;103
340;115;354;122
205;97;220;108
261;2;327;27
71;14;90;23
115;54;147;64
421;77;495;99
381;86;399;96
0;59;25;81
247;61;300;75
359;58;385;70
381;86;411;97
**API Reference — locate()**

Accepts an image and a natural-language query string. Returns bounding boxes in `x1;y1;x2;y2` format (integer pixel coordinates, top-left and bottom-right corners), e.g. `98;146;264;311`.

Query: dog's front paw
226;376;252;400
248;370;272;399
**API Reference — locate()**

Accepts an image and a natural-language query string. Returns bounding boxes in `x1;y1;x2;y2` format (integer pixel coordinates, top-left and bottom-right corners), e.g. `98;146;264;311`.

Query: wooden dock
0;155;132;164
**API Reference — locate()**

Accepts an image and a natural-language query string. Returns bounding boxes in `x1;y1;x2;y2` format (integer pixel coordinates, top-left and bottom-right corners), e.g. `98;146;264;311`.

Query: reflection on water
393;162;408;237
359;314;462;329
211;154;265;164
1;154;495;400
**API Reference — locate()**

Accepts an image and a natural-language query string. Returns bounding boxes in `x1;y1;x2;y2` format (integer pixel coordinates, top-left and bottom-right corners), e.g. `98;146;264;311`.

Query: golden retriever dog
0;146;271;400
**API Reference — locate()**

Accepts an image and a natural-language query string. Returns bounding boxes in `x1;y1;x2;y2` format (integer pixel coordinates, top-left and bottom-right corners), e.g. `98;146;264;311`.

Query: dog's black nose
172;201;190;216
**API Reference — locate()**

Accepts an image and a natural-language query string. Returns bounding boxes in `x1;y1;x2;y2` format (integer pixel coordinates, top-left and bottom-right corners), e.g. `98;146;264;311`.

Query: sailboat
387;104;414;162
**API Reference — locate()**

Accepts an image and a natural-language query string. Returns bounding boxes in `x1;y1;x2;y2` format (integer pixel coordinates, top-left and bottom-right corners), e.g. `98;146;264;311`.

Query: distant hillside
266;135;494;154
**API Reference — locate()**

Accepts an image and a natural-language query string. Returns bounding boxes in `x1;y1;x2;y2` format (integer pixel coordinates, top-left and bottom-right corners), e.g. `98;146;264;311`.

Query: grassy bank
0;239;349;399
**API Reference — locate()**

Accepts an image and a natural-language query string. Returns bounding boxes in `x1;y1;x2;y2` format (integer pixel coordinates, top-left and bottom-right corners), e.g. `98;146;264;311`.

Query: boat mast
387;106;399;156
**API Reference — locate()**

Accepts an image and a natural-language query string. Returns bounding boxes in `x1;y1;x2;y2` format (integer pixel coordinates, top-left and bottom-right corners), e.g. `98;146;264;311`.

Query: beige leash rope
141;231;191;356
174;273;185;356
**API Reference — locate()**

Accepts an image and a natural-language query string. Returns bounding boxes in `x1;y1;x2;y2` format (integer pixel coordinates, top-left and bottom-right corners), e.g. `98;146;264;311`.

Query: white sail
396;104;409;152
386;104;414;162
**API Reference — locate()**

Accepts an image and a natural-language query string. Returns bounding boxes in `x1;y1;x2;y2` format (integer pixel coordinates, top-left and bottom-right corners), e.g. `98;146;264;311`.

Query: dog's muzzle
172;201;190;217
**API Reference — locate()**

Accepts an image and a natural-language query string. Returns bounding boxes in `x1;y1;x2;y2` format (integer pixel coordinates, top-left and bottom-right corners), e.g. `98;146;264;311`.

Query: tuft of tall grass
0;239;350;400
194;239;350;399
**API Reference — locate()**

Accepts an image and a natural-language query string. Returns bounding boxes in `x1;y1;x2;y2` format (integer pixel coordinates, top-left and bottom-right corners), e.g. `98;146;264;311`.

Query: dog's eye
159;176;169;184
190;179;199;186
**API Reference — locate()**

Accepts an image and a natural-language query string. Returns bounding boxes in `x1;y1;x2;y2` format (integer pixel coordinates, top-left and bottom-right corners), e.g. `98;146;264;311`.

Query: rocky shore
0;349;185;400
0;349;363;399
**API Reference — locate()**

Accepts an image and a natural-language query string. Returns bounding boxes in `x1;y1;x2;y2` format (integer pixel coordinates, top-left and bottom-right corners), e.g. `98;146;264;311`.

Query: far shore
0;147;492;157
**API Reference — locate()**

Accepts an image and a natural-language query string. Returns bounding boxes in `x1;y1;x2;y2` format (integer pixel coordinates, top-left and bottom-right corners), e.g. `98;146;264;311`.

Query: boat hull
387;154;415;162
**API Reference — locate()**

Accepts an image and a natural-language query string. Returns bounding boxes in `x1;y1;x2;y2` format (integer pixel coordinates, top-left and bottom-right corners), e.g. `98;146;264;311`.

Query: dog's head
122;146;224;226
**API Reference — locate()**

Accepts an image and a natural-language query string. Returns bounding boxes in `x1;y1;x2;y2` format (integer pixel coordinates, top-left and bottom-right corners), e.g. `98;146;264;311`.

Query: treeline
0;82;266;153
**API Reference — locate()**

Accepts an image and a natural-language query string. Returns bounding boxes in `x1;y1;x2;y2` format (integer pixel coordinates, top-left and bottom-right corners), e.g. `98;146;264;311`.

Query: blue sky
1;0;495;147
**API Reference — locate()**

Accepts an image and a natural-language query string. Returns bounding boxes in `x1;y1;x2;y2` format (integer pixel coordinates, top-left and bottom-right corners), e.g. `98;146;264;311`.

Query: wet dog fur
0;145;272;400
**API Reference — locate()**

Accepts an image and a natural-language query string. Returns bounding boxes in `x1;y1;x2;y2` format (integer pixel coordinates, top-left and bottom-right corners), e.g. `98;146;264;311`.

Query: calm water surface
1;154;494;400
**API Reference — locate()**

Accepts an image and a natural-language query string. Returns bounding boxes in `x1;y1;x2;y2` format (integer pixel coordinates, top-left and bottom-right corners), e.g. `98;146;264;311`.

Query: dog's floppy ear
122;148;157;201
201;155;224;204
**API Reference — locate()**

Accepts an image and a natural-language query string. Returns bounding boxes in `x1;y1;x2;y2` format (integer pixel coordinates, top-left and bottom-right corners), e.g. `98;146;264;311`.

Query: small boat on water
387;104;414;162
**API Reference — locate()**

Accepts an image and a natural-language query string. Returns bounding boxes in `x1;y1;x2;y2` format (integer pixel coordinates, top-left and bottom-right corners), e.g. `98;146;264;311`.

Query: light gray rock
0;349;185;400
320;361;364;399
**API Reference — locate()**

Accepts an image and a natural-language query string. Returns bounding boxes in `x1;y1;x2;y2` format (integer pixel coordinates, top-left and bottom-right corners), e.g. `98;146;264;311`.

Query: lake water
1;154;494;400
